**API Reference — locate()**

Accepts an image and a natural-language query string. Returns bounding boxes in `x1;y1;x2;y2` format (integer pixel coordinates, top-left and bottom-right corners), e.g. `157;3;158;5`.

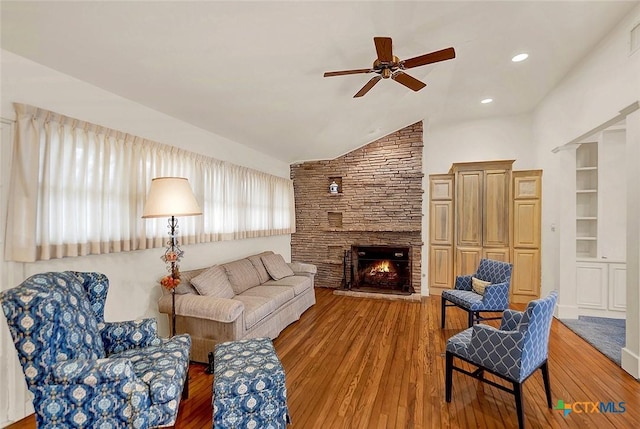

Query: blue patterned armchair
445;290;558;429
0;271;191;428
441;258;513;328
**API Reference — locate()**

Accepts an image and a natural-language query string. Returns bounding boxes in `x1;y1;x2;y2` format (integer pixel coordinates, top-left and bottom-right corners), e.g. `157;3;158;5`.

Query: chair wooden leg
182;372;189;400
541;361;552;408
445;352;453;402
441;296;447;328
513;381;525;429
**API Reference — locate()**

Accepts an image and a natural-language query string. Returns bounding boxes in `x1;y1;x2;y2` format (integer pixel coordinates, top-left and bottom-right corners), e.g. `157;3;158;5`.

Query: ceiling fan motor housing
373;56;400;79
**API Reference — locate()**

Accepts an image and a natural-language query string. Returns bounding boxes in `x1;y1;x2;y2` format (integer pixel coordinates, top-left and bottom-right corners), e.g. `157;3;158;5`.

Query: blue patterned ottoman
212;338;290;428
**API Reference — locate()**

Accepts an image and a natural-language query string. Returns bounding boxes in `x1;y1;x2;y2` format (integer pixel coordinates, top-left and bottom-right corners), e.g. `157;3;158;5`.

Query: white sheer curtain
4;103;295;262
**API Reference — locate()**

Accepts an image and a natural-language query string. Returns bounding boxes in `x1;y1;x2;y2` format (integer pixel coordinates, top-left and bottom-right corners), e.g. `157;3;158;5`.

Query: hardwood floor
7;287;640;428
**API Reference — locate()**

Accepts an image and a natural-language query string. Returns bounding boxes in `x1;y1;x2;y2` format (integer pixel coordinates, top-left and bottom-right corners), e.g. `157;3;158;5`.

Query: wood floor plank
5;287;640;429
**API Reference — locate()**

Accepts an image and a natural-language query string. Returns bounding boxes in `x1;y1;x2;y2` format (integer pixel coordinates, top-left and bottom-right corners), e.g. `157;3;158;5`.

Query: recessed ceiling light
481;98;493;104
512;53;529;62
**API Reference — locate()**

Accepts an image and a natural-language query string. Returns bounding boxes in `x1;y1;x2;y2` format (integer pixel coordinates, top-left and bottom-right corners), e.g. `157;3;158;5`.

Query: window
5;104;295;262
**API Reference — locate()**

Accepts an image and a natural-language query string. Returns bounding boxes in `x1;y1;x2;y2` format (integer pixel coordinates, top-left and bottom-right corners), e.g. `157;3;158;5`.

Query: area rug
559;316;625;365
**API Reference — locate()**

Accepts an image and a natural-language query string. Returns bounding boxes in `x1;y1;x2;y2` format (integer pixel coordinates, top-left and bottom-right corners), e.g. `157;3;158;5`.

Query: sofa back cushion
222;259;262;294
191;265;236;299
247;251;274;284
261;254;295;281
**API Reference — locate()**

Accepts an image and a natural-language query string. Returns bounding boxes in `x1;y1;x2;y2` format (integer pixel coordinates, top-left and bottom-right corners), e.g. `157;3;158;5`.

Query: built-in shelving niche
328;176;343;194
576;142;598;258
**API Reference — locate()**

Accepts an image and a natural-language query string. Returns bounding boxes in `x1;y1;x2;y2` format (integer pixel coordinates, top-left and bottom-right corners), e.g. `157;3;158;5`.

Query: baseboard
621;347;640;379
556;304;580;320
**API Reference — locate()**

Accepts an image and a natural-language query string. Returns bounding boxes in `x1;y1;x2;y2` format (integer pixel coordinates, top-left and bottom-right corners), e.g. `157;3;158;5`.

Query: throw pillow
261;253;295;280
222;259;262;294
101;318;162;355
191;265;236;299
472;277;491;295
247;251;274;284
174;268;206;295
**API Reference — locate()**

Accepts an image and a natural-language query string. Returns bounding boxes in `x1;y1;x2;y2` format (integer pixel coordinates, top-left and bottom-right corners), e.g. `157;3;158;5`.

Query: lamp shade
142;177;202;218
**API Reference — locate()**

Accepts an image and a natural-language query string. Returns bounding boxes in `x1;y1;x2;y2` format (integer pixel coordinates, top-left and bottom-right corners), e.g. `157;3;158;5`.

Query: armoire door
429;174;454;293
456;170;483;248
455;170;483;276
483;169;510;247
511;170;542;302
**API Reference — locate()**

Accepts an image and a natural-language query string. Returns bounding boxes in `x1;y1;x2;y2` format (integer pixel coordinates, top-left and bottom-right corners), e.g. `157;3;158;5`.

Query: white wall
0;51;293;424
532;4;640;376
422;3;640;376
421;113;534;294
424;113;535;174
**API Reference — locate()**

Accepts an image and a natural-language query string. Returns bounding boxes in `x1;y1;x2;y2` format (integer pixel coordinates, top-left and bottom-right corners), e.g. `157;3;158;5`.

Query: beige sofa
158;251;316;363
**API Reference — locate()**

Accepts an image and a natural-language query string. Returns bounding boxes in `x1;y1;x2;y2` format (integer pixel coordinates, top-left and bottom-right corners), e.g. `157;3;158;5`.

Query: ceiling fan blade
354;75;382;98
324;68;374;77
392;71;426;92
401;47;456;69
374;37;393;62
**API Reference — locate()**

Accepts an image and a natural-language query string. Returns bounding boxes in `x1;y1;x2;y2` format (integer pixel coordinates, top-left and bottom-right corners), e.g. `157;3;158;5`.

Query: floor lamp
142;177;202;336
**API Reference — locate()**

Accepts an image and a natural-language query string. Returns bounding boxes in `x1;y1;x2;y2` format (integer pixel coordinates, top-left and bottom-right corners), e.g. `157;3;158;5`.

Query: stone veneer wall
290;122;423;293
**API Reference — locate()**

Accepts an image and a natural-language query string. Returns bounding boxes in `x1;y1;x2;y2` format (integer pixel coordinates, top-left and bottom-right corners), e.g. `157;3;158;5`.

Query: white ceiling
2;1;637;163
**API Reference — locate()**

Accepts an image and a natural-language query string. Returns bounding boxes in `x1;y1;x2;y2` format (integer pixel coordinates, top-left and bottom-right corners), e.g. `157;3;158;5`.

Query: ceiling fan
324;37;456;98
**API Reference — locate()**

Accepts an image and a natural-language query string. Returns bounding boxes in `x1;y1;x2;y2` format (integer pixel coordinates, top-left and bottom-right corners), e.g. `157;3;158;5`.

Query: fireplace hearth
348;245;413;295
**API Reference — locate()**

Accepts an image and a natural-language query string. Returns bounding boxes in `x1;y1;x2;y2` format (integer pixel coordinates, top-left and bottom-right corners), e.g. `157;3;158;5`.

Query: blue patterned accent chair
213;337;290;428
0;271;191;428
441;258;513;328
445;291;558;429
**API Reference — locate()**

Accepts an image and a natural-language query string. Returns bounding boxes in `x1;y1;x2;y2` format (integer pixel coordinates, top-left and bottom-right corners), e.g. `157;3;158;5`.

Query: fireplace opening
349;245;413;295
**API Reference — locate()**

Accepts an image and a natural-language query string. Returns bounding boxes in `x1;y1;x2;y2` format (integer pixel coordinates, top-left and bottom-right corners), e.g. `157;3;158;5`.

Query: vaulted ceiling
2;1;637;163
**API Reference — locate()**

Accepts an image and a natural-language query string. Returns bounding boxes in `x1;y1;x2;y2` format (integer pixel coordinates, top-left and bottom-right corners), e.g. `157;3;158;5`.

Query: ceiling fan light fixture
511;53;529;62
324;37;455;97
481;98;494;104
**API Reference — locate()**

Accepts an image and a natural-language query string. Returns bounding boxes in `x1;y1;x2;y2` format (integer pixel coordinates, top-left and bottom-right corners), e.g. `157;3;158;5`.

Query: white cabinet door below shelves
576;261;626;315
576;262;607;310
608;263;626;312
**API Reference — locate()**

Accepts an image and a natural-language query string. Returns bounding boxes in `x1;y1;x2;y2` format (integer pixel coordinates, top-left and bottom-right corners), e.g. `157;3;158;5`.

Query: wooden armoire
428;160;542;303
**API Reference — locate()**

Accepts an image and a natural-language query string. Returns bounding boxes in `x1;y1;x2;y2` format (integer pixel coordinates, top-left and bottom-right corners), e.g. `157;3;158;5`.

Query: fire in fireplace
349;245;413;295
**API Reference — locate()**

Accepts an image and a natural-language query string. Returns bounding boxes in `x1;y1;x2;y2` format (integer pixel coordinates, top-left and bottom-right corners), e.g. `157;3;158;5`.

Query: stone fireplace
290;121;423;295
350;245;413;295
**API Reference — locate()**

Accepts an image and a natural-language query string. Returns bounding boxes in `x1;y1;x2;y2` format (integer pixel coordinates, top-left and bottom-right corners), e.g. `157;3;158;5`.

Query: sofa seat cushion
233;296;277;330
110;334;191;404
235;286;294;331
223;260;262;294
264;276;312;296
241;286;295;308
